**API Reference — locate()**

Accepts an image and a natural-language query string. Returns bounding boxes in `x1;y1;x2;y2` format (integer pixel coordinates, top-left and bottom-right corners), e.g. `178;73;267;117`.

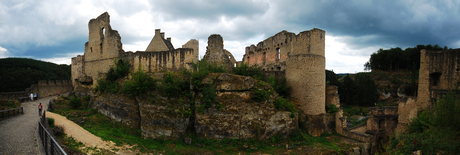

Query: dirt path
46;112;136;154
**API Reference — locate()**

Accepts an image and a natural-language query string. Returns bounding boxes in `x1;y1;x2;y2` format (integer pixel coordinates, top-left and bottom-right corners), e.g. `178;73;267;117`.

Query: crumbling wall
182;39;200;65
242;31;294;70
71;55;84;87
72;13;199;88
417;49;460;107
202;34;235;71
83;12;124;86
132;48;196;72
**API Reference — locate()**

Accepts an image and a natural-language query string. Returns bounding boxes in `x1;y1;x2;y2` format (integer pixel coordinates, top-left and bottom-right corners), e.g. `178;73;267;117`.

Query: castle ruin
72;12;199;87
72;12;333;138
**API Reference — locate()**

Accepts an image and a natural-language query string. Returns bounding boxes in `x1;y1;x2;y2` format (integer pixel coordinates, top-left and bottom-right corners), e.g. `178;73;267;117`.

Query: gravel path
46;112;136;154
0;95;56;155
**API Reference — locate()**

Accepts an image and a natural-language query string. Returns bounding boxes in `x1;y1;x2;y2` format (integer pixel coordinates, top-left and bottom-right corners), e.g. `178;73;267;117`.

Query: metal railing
0;107;23;119
39;110;67;155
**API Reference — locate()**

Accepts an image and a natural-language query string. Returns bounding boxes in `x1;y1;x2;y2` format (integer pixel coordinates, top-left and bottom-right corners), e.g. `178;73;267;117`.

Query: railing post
50;140;55;155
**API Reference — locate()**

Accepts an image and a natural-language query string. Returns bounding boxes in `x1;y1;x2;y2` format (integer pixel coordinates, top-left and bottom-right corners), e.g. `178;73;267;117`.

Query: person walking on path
30;93;34;101
38;103;43;116
34;93;38;100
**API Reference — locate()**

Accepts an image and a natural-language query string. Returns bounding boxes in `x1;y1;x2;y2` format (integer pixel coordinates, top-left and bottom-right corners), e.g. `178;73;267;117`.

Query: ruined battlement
417;48;460;107
72;12;199;87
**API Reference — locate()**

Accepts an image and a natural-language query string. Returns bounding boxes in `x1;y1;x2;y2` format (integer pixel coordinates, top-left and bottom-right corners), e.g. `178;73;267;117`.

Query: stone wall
417;49;460;108
132;48;196;72
72;12;199;88
0;80;73;101
326;85;340;107
202;34;235;71
285;29;326;115
242;28;326;116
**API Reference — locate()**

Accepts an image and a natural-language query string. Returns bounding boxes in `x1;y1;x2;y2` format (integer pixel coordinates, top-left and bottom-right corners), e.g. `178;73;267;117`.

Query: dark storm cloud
150;0;269;21
274;0;460;50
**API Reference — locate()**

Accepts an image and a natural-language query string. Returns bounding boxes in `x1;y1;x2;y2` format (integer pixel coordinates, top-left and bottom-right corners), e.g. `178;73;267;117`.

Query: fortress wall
417;49;460;107
243;31;295;69
71;55;85;86
133;48;196;72
326;85;340;108
0;80;73;101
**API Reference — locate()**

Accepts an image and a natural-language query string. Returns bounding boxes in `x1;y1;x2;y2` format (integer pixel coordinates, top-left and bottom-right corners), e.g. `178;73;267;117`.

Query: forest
0;58;71;92
364;44;449;71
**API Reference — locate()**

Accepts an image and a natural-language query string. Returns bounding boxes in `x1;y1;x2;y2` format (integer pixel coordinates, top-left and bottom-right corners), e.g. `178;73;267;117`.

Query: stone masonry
242;29;326;116
72;12;199;88
202;34;236;71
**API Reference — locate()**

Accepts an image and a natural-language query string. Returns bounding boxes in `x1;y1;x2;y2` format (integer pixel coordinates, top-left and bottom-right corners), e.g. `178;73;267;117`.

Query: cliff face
87;73;298;140
195;73;298;140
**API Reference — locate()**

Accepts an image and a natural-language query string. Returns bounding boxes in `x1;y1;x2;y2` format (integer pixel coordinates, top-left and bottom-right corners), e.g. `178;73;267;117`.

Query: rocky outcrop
137;96;191;139
87;73;298;140
195;73;298;140
90;93;140;128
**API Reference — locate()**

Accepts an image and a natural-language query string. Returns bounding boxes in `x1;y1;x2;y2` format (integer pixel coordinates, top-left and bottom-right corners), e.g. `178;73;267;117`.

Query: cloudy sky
1;0;459;73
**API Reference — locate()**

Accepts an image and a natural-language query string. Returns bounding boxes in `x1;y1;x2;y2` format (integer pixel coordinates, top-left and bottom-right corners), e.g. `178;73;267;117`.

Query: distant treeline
327;70;377;106
0;58;71;92
364;44;450;71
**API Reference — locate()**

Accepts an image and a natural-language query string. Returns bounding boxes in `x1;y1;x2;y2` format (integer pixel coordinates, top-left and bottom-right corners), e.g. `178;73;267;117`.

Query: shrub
267;76;291;98
234;63;264;80
48;118;55;127
123;70;157;96
190;60;226;86
326;104;339;113
274;97;296;117
53;125;65;136
201;85;215;108
105;59;130;81
161;72;189;97
252;88;269;102
69;96;82;109
94;79;119;93
407;110;434;133
433;91;460;131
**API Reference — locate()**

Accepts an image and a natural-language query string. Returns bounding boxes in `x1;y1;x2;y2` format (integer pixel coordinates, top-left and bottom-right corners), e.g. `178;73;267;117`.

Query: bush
48;118;55;127
123;70;157;96
274;97;296;117
252;88;269;102
69;96;82;109
105;59;130;81
234;63;264;80
267;76;291;98
326;104;339;113
53;125;65;136
94;79;119;93
434;91;460;130
161;73;189;97
407;110;434;133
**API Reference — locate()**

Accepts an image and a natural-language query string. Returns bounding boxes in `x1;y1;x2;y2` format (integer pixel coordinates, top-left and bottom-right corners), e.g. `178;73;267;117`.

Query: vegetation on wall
0;58;71;92
94;59;130;93
383;91;460;154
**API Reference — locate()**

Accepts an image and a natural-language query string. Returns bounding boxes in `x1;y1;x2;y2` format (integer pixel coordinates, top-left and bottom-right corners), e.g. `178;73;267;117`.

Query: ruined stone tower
286;29;326;115
83;12;124;86
242;28;326;115
202;34;235;71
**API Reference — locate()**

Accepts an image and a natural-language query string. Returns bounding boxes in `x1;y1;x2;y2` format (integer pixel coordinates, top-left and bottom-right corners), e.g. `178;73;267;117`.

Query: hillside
0;58;71;92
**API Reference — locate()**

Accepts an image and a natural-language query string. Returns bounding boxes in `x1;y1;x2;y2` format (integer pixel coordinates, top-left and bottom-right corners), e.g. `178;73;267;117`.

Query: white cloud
0;46;9;58
326;35;376;73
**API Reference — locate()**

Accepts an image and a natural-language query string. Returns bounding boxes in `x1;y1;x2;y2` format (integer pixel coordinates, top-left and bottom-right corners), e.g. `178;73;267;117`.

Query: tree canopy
0;58;71;92
364;44;449;71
